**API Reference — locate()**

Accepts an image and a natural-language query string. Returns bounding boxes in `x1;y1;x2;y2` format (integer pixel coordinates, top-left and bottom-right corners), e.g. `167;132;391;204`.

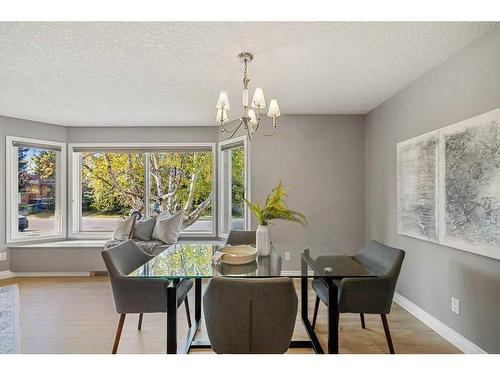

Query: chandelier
216;52;281;140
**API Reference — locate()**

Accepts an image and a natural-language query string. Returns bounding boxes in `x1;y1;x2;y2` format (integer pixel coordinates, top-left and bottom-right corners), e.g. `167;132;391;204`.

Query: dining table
127;242;377;354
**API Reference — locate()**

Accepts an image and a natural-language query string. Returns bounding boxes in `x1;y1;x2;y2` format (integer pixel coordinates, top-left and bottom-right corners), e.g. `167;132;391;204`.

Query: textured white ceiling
0;22;497;127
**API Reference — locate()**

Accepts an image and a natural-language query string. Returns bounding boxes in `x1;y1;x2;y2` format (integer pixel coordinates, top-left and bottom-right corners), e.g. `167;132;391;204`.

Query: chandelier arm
245;121;253;141
256;117;278;136
220;120;244;139
220;119;243;133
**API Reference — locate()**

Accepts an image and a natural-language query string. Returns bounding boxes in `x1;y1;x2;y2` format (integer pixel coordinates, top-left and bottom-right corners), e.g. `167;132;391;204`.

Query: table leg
166;283;177;354
299;251;324;354
325;278;340;354
195;278;202;322
180;278;203;354
301;276;308;321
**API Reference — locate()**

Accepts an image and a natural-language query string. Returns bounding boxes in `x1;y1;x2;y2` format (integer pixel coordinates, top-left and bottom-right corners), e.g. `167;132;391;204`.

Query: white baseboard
14;272;91;277
0;270;90;278
0;270;16;279
393;292;486;354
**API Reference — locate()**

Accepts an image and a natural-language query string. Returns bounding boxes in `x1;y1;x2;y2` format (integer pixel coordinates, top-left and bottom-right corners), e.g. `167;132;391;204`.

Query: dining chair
311;240;405;354
225;230;256;245
101;239;193;354
203;277;298;353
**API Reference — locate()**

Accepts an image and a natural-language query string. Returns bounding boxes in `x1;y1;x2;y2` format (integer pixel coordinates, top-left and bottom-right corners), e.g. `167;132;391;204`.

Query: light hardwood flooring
0;276;461;354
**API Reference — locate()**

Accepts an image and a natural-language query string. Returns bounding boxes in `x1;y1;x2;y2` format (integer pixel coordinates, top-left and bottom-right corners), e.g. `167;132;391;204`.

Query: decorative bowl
218;245;258;265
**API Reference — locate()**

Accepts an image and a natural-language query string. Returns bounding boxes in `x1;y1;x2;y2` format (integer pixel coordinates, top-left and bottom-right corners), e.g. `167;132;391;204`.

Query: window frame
6;135;67;243
68;142;217;239
217;135;251;238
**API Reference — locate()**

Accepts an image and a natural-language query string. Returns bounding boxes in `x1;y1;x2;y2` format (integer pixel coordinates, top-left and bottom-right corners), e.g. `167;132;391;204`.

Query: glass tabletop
128;242;378;279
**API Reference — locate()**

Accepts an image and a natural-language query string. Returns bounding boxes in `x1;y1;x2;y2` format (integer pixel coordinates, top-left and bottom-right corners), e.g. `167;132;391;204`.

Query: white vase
256;224;271;256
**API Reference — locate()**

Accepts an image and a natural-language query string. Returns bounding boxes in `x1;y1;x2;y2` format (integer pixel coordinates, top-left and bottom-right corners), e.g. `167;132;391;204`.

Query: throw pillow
132;217;156;241
112;216;135;241
152;210;184;244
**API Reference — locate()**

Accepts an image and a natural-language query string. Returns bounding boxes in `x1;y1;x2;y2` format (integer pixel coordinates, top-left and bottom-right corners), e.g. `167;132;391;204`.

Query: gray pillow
112;216;135;240
152;210;184;244
132;217;156;241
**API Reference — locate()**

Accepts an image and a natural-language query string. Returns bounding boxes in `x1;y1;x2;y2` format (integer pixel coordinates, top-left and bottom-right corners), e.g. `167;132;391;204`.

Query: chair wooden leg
381;314;395;354
138;313;143;330
312;296;320;330
360;313;366;329
184;298;192;328
112;314;126;354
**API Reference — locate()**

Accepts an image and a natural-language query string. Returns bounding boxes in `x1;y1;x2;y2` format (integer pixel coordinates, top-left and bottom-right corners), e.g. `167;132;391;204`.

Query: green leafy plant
244;181;307;226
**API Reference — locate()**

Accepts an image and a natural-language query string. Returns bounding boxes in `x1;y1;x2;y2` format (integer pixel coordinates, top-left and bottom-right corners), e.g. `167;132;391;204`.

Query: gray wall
0;116;67;272
67;126;217;143
365;26;500;353
248;115;365;254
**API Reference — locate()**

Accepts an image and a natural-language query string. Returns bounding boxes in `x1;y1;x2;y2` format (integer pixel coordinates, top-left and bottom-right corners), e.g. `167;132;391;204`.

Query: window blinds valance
12;141;62;152
220;141;244;151
72;145;213;153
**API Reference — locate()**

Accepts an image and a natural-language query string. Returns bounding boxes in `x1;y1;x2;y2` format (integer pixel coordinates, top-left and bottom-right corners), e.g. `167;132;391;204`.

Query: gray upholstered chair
225;230;256;246
311;240;405;354
102;239;193;354
203;277;298;353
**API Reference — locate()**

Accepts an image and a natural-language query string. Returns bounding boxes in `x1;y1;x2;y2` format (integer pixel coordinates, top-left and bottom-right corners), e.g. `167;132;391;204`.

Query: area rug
0;284;21;354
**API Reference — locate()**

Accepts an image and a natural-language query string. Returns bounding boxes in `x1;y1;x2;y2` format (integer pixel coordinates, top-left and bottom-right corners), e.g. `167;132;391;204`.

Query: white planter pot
256;225;271;256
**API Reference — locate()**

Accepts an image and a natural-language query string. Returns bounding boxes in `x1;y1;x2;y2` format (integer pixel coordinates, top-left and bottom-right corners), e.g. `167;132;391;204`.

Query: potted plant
244;181;307;256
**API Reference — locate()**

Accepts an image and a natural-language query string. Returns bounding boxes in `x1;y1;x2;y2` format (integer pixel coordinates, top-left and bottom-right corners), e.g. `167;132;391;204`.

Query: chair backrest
354;240;405;278
101;240;155;313
203;277;298;354
352;240;405;311
225;230;256;246
102;239;152;277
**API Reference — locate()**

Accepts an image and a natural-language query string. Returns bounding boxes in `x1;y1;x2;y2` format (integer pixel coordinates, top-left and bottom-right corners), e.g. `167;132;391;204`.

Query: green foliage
149;152;213;214
231;147;245;217
32;150;56;180
17;148;30;192
152;244;213;276
244;181;307;226
81;151;213;226
82;152;145;214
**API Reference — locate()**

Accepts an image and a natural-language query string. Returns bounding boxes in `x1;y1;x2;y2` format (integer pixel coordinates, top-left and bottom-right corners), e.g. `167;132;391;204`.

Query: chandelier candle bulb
267;99;281;117
248;108;257;125
252;88;266;109
216;91;230;110
216;108;228;123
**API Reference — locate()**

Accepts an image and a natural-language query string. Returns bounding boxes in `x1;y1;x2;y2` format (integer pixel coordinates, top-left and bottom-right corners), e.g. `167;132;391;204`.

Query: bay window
70;143;215;238
6;136;66;243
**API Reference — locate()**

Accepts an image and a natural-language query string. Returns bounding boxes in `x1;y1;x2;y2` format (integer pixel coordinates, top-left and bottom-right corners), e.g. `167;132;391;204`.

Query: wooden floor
0;276;461;354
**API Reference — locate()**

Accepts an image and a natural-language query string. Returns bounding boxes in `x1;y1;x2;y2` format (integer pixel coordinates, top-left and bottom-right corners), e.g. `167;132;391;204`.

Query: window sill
7;238;225;249
7;239;107;248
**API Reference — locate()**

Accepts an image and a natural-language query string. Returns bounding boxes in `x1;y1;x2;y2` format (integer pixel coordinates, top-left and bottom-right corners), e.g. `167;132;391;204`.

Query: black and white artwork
441;117;500;257
398;108;500;260
397;133;439;242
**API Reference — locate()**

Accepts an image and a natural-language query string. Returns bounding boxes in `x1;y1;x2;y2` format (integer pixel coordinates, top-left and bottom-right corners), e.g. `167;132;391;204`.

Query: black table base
166;271;338;354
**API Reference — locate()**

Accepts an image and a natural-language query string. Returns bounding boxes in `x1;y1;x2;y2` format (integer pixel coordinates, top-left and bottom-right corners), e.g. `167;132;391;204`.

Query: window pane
230;147;245;230
220;145;246;235
17;147;57;235
149;151;213;233
81;152;145;232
